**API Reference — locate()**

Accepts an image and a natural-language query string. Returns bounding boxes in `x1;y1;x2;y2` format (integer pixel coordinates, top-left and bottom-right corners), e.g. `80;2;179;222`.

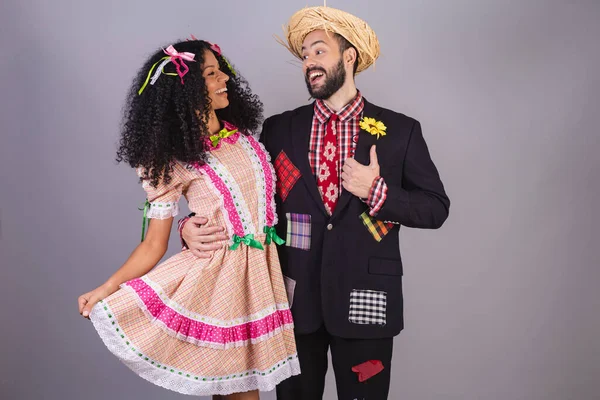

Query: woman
78;39;299;399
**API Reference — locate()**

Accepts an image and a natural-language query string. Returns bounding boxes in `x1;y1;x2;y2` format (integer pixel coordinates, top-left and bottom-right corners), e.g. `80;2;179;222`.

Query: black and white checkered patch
348;289;387;326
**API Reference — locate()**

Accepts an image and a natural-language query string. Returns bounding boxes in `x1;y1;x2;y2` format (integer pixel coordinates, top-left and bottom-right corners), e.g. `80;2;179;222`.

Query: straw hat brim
278;6;380;74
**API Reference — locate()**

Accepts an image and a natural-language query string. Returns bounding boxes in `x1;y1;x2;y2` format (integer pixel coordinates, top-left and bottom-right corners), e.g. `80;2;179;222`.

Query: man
180;6;450;399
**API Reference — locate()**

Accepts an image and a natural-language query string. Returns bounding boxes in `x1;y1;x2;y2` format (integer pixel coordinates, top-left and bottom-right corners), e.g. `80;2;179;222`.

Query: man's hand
181;216;228;258
342;145;380;199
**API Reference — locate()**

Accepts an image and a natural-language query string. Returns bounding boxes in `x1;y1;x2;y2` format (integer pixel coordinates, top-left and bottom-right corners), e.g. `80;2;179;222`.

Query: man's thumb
369;145;379;167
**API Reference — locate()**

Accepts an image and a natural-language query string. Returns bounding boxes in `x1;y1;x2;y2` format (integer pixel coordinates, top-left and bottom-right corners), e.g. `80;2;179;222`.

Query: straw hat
278;6;380;74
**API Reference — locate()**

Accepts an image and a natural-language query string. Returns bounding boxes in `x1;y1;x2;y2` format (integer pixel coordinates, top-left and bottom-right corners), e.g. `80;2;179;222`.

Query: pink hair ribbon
208;42;222;56
138;45;196;95
163;45;195;84
207;41;236;76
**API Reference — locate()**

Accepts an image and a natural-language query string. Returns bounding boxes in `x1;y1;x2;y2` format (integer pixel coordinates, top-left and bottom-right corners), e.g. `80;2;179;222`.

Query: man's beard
305;58;346;100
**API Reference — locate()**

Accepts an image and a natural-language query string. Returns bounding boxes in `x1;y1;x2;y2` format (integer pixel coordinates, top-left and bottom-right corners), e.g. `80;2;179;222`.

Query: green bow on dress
209;127;238;148
264;226;285;246
230;234;264;250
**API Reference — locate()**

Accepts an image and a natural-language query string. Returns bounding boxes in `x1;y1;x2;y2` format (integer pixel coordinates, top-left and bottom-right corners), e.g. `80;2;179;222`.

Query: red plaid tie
317;114;339;215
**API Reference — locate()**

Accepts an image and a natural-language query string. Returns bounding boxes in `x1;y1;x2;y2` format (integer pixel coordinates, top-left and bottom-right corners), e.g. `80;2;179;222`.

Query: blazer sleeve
259;117;272;150
374;119;450;229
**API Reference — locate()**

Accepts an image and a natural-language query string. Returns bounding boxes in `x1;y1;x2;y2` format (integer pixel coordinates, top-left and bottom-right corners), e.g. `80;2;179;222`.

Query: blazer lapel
332;100;383;218
291;105;328;216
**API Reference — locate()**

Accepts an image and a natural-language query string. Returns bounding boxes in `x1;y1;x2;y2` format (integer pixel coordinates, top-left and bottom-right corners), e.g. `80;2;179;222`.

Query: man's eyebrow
301;40;327;51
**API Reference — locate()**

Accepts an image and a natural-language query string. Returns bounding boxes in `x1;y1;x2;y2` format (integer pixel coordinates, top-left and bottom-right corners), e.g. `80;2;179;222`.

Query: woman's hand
78;282;117;319
77;217;171;320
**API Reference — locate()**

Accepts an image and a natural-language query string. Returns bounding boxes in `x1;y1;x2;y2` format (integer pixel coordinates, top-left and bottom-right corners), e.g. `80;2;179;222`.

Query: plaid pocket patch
285;213;311;251
274;151;301;202
349;289;387;326
359;211;394;242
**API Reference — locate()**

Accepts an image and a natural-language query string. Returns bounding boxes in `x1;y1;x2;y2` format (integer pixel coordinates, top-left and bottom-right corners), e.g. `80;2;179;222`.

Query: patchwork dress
89;122;299;396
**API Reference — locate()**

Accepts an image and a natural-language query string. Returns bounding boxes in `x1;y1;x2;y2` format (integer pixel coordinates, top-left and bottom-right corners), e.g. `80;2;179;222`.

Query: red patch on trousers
352;360;384;382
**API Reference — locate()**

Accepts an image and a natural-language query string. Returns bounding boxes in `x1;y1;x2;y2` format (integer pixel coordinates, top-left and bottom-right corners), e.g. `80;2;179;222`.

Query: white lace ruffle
204;152;257;236
262;140;279;226
249;136;279;226
89;301;301;396
238;135;268;232
147;202;179;219
194;166;236;246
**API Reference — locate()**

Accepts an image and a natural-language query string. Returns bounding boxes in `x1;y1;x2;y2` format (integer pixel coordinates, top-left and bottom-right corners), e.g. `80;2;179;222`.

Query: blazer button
327;223;333;231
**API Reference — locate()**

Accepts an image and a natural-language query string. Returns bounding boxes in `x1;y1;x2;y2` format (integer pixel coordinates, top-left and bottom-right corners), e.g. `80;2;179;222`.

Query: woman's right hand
77;216;174;320
78;282;117;319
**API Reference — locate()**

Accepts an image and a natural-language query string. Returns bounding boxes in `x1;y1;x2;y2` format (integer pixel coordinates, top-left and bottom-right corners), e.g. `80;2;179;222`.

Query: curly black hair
116;39;263;187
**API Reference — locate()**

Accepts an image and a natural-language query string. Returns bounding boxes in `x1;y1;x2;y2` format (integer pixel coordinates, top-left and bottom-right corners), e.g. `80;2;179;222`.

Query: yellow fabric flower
359;117;387;139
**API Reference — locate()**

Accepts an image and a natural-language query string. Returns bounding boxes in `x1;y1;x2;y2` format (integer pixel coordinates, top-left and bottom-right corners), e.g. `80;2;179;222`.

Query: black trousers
276;325;394;400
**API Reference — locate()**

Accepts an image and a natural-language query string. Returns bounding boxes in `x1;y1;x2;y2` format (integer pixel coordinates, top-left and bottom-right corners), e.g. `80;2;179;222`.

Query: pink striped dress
89;122;299;396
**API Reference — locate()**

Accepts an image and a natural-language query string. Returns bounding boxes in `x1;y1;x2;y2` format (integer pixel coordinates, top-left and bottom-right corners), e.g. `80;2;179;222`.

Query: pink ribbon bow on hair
208;42;222;56
187;35;222;56
163;45;196;84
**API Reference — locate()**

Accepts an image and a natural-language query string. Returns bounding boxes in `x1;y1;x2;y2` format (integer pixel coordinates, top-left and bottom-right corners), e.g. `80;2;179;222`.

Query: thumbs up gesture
342;145;380;199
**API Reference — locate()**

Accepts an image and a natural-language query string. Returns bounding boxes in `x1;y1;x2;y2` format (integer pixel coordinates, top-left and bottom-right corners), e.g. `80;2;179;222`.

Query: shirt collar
314;90;364;124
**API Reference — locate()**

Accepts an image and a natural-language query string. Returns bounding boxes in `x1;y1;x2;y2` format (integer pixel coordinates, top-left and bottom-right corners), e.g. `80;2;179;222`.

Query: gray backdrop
1;0;599;399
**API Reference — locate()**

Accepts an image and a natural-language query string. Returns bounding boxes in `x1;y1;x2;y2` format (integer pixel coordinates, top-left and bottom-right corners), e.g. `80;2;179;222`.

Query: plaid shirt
310;92;387;216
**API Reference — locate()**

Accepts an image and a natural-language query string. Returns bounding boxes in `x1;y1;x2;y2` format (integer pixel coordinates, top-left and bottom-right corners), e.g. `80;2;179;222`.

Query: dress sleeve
136;165;187;219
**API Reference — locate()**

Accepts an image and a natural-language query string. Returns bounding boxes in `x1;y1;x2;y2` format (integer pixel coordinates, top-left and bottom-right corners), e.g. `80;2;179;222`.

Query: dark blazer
260;99;450;339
